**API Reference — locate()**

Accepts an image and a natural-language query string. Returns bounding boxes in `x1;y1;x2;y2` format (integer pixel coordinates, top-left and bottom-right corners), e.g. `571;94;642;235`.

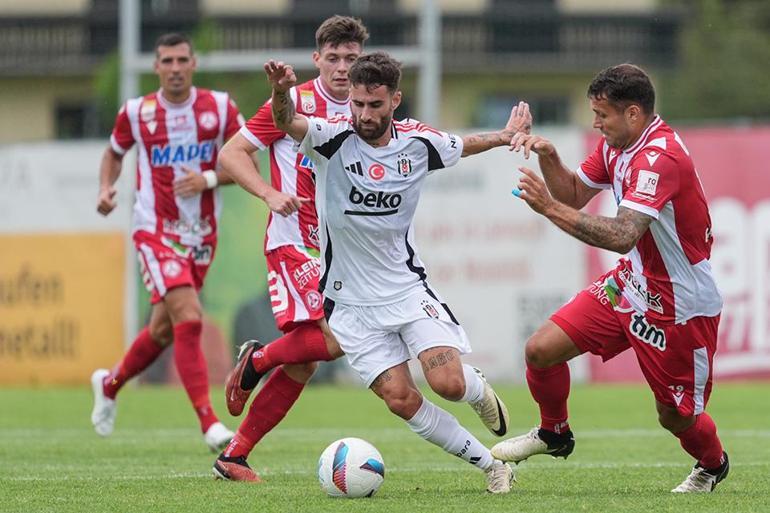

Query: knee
382;389;422;420
429;374;465;402
658;407;695;433
148;322;173;347
524;337;552;369
283;362;318;383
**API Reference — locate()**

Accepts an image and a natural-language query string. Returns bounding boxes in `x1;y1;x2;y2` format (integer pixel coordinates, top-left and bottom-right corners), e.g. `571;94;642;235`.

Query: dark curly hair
316;15;369;50
349;52;402;93
587;63;655;114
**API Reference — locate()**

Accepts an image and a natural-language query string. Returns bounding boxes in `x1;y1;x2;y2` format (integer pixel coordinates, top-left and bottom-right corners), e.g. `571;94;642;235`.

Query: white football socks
406;396;494;470
460;364;485;404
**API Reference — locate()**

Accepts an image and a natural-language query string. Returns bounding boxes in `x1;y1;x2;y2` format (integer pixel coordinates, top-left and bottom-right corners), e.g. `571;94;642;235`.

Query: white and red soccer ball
318;437;385;498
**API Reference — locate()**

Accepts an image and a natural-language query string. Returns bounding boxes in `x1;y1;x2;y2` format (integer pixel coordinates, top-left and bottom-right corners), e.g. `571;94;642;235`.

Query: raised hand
504;101;532;139
97;186;117;216
509;133;556;159
264;60;297;93
514;166;554;215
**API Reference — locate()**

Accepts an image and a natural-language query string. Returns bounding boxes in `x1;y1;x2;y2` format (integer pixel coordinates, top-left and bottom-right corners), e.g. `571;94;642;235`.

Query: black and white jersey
299;116;463;305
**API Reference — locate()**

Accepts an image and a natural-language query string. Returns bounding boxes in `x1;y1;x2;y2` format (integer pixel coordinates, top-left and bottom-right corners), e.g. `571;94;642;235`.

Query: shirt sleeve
223;96;245;140
299;115;352;162
240;99;286;150
109;102;134;155
576;138;611;190
406;120;463;173
619;149;679;219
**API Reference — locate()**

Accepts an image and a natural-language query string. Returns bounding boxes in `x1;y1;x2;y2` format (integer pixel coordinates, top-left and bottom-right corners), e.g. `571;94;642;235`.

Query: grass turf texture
0;383;767;513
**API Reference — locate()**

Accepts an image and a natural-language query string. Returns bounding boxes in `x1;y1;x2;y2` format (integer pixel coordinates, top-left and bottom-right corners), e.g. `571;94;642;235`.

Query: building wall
0;0;87;15
0;77;92;143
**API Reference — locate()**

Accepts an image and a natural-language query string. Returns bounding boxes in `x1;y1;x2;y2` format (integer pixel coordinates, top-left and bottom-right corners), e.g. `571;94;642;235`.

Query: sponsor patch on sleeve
635;170;659;196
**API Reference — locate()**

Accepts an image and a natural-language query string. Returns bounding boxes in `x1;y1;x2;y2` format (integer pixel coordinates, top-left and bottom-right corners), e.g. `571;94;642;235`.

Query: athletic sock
251;323;331;374
674;412;725;469
526;361;571;434
460;364;485;403
405;397;494;470
103;327;165;399
223;367;305;458
173;320;218;433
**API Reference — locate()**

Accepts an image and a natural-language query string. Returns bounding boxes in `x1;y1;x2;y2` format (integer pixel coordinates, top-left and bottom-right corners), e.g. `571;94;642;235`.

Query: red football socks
526;361;571;434
173;320;218;433
251;323;332;374
675;412;724;469
223;367;306;458
103;327;165;399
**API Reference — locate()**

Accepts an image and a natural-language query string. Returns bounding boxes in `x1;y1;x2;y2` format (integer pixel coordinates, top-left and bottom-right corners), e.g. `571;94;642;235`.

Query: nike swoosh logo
492;396;507;436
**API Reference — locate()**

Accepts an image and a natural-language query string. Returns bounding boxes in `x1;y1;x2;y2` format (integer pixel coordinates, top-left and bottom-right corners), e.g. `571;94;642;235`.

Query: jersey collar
157;86;197;110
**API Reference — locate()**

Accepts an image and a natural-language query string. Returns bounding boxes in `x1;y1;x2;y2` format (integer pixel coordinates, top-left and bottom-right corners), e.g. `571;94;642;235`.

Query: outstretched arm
97;147;123;216
461;101;531;157
511;133;599;210
218;132;310;217
265;60;308;143
515;166;652;253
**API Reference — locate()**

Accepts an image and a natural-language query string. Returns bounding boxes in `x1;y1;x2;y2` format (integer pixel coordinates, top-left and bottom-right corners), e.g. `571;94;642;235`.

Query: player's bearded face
590;96;634;149
155;43;196;99
350;84;400;143
314;42;362;101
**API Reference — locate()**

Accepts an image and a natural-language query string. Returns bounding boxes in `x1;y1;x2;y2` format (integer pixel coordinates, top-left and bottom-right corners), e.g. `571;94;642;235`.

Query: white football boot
672;452;730;493
468;367;510;436
90;368;117;437
485;460;515;494
204;422;235;453
492;427;574;464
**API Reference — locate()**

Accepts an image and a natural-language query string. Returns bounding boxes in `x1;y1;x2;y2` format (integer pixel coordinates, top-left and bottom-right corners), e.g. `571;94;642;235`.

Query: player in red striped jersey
90;33;243;452
492;64;729;493
211;16;369;482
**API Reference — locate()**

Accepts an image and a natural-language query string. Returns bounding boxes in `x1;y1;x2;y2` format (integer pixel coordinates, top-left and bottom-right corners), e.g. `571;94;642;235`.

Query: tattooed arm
461;101;532;157
516;166;653;253
264;59;308;142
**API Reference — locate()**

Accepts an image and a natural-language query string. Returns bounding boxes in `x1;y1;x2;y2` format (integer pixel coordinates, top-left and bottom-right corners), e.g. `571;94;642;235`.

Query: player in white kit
265;51;532;493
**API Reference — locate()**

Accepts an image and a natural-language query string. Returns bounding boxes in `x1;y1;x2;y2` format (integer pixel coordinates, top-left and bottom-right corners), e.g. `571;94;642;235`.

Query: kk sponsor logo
629;313;666;351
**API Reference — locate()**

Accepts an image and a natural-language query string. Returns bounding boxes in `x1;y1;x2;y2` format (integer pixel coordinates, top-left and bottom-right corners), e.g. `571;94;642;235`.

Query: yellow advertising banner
0;233;125;385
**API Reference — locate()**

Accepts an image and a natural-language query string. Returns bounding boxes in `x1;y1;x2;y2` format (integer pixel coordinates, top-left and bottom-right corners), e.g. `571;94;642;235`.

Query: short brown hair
315;15;369;50
587;63;655;114
155;32;194;56
350;52;402;93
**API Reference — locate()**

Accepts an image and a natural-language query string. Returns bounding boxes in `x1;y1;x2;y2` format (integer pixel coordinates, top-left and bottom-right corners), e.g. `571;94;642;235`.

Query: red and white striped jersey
577;115;723;324
239;78;351;253
110;87;243;247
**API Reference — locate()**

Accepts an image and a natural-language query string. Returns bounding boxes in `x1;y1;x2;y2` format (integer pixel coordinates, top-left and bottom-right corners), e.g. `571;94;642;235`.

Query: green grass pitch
0;382;767;512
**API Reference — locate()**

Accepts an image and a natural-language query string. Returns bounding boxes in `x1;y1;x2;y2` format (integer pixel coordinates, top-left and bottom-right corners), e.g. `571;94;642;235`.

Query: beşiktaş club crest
397;152;412;177
300;90;316;113
421;299;439;319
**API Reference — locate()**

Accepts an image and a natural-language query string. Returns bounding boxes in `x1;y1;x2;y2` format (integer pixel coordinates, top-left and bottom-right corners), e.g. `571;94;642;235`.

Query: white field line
2;461;769;483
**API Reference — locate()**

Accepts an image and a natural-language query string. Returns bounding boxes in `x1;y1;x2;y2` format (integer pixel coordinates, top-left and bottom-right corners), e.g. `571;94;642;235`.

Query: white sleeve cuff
619;199;659;219
238;125;268;151
110;134;128;155
576;166;611;190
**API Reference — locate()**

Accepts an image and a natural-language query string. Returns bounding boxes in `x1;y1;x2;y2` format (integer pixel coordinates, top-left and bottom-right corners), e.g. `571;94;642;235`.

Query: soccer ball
318;437;385;498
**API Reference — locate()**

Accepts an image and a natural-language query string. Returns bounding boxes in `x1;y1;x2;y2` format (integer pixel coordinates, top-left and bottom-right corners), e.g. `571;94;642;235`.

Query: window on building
55;103;103;140
474;94;569;128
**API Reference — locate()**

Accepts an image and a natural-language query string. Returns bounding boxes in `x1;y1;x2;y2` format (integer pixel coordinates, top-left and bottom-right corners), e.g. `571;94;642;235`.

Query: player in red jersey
210;16;369;482
91;33;244;451
492;64;729;493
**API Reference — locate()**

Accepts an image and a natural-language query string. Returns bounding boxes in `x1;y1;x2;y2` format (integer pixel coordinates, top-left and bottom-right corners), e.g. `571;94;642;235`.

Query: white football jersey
300;117;463;305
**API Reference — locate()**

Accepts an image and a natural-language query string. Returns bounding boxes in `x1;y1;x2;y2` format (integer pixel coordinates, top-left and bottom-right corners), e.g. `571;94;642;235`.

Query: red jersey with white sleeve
575;115;723;324
110;87;243;247
239;78;351;253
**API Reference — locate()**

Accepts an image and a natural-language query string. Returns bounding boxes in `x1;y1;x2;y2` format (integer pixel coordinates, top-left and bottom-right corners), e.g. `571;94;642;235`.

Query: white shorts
325;288;472;387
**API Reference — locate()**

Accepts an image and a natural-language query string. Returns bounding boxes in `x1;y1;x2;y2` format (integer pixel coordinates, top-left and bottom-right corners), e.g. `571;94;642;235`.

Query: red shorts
134;231;216;304
551;277;720;417
266;245;324;332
